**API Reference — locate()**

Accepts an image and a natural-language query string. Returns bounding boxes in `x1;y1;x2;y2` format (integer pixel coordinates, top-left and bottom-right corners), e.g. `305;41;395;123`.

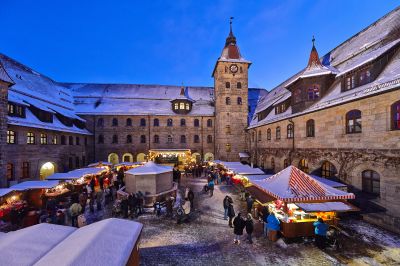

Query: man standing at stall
267;212;280;242
313;218;329;249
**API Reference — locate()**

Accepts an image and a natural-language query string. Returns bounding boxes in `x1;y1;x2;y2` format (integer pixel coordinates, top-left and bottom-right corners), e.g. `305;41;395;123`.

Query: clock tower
212;18;251;161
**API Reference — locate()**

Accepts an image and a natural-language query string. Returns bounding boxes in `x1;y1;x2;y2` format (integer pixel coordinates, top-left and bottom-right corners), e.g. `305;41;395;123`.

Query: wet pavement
122;176;400;266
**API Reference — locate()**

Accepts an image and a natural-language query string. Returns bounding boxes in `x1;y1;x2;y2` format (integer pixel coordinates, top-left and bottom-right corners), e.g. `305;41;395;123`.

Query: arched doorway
40;162;56;180
108;153;119;165
122;153;133;162
204;152;214;161
192;153;201;163
321;161;337;178
298;159;309;173
137;153;146;162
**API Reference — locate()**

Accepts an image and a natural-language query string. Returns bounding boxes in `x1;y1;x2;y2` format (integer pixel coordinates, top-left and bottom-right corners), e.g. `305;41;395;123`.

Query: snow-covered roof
0;59;14;84
115;162;143;167
311;175;348;188
126;161;172;175
8;107;91;135
239;152;250;158
252;166;355;202
0;223;76;266
35;218;143;266
87;162;113;167
245;175;272;183
67;167;108;177
233;166;265;175
250;7;400;128
0;188;13;197
296;202;358;212
10;180;60;191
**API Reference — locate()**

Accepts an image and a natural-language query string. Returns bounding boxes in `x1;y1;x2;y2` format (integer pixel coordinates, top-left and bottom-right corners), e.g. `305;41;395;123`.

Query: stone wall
0;81;9;187
4;125;92;185
214;61;249;161
247;89;400;232
82;115;215;163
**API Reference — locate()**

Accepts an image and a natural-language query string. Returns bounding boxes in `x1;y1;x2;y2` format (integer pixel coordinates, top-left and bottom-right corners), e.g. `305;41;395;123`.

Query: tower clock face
230;64;238;73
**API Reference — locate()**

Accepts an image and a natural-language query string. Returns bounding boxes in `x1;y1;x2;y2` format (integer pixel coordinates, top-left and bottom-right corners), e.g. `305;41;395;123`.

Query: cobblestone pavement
129;177;400;266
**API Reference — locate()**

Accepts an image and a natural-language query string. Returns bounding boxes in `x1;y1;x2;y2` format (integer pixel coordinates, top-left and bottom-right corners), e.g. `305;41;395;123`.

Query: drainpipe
288;119;295;163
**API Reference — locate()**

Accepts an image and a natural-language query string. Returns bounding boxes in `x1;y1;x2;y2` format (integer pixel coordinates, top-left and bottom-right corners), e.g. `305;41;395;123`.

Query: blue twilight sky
0;1;399;90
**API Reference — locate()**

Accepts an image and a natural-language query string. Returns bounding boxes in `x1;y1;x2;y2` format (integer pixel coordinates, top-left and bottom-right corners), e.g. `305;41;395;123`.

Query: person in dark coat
121;196;129;218
246;195;254;213
233;212;246;244
227;202;235;228
188;188;194;209
223;196;233;220
90;177;95;192
98;174;104;190
117;168;125;187
208;179;215;197
245;213;254;244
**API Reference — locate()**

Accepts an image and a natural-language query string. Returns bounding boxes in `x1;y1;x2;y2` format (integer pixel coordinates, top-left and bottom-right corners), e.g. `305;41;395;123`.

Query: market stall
149;149;191;168
249;166;357;238
0;188;24;227
115;162;143;171
87;161;113;169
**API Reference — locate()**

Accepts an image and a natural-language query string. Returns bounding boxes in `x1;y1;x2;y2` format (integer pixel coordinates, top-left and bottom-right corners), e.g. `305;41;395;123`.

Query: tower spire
312;35;315;47
225;17;236;46
229;17;234;35
307;35;322;68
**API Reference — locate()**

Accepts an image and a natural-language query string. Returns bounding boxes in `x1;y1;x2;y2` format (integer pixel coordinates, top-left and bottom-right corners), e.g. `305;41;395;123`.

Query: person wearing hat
245;213;254;244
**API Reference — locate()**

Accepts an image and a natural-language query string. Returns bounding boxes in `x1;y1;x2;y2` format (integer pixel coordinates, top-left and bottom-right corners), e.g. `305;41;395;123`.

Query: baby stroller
112;200;122;217
326;225;347;250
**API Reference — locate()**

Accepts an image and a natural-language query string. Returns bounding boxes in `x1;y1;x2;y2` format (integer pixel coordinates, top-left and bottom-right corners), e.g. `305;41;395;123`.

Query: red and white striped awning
252;166;355;202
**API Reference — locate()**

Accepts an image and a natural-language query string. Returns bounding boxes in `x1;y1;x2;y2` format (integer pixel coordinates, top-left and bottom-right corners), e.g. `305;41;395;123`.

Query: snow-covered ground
101;176;399;266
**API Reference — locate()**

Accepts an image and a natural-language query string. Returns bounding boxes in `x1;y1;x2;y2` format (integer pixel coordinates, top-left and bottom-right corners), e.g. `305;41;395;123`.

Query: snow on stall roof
8;108;91;135
126;161;172;175
35;218;143;266
87;162;113;167
0;223;76;266
252;166;355;202
67;167;107;177
10;180;60;191
296;202;356;212
233;166;265;175
0;188;13;197
115;162;143;167
311;175;348;188
245;175;272;183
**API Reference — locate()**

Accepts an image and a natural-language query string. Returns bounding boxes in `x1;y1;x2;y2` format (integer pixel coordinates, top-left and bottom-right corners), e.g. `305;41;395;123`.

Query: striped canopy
252;166;355;202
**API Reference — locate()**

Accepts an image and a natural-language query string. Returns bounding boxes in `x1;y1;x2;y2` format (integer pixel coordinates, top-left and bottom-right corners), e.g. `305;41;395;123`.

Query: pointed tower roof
212;17;251;77
285;37;337;88
170;85;194;102
0;60;14;85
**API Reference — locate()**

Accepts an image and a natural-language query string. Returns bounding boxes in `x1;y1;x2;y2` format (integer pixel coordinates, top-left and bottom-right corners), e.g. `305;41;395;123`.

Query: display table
280;218;337;238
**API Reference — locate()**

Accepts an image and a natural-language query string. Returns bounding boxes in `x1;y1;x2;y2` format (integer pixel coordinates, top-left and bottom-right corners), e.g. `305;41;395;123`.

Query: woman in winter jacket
267;213;280;242
245;213;254;244
233;212;246;244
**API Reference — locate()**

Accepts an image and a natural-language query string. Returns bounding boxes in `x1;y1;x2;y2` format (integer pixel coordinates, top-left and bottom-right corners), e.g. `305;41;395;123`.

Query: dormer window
307;84;320;100
359;69;371;86
185;103;190;110
174;103;179;110
346;75;356;91
8;103;25;118
180;102;185;109
275;102;288;114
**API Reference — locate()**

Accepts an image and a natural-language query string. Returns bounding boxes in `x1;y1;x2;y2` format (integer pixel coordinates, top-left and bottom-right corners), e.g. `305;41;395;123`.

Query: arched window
237;97;242;105
126;118;132;126
346;110;362;133
321;161;337;178
284;159;290;168
112;118;118;127
308;84;320;100
167;118;173;127
112;134;118;144
167;135;173;143
287;124;294;139
180;119;186;126
207;119;212;127
97;118;104;127
180;135;186;143
61;135;66;145
126;135;132;143
237;82;242;89
194;119;200;127
306;119;315;137
251;131;255;142
226;82;230;88
276;126;281;140
298;159;309;173
362;170;380;196
69;136;73;145
240;66;243;73
267;129;271;140
225;143;231;152
391;100;400;130
194;135;200;143
258;130;261;141
140;135;146;143
226;97;231;105
271;158;275;171
154;118;159;127
154;135;159;143
207;135;213;143
140;118;146;127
